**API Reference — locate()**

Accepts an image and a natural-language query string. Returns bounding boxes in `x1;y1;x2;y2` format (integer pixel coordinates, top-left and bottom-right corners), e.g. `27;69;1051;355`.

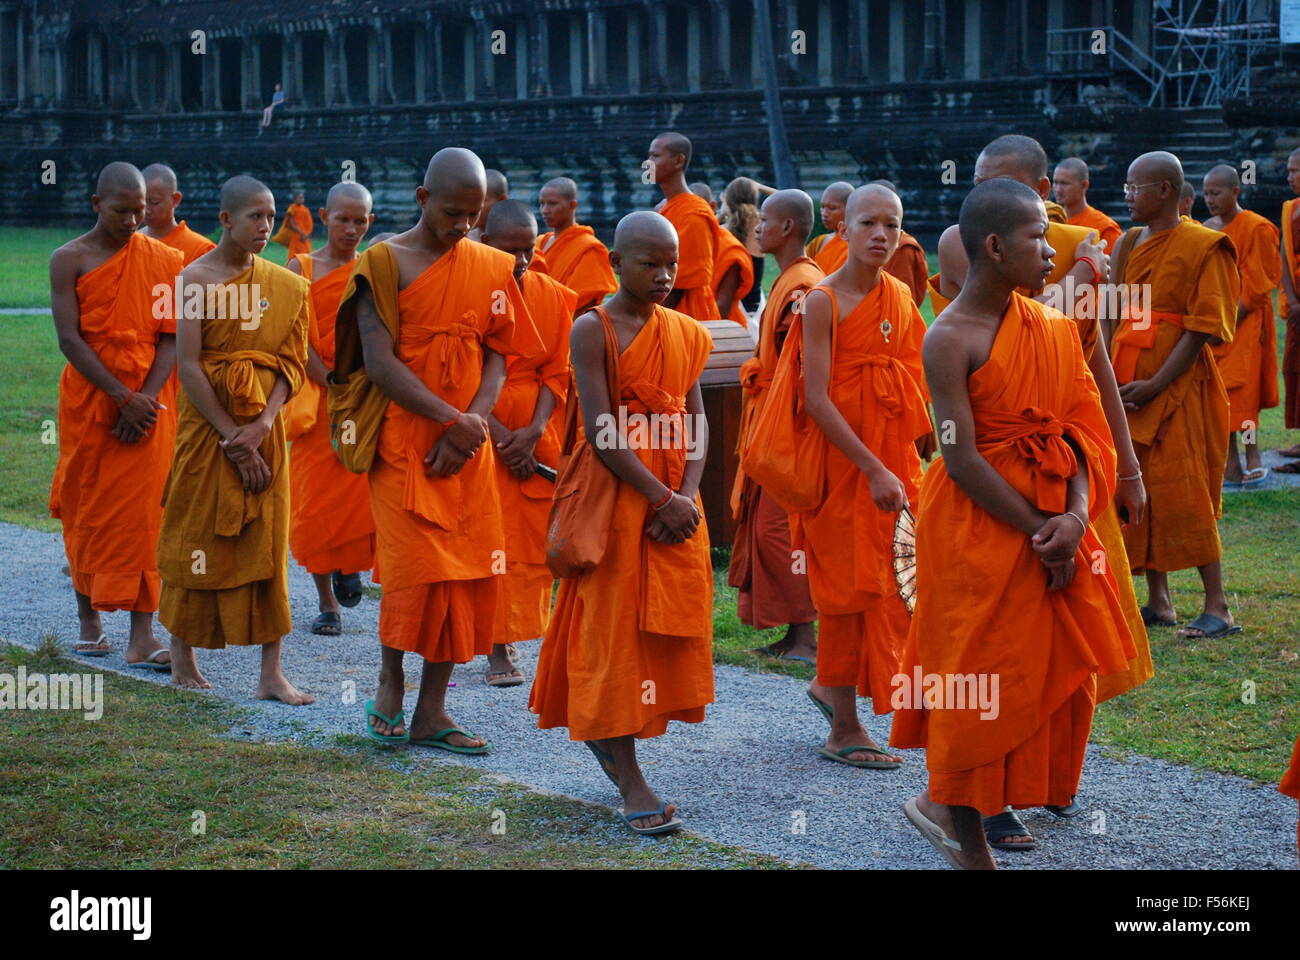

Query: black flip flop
332;572;364;608
1178;612;1242;639
983;811;1038;851
1044;795;1083;819
311;611;342;635
1140;605;1177;627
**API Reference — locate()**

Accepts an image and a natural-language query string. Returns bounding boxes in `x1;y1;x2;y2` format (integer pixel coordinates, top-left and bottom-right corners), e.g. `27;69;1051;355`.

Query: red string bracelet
1076;255;1102;285
445;410;462;428
651;489;674;511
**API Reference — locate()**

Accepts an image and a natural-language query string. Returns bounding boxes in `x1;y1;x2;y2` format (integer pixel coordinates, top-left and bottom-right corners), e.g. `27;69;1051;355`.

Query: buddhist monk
805;182;853;275
1274;147;1300;466
713;216;755;326
1179;181;1198;222
530;211;714;835
285;182;377;634
792;185;932;771
1053;158;1122;253
467;168;509;242
49;161;184;669
869;180;929;306
936;133;1151;842
689;181;719;214
1112;152;1240;641
536;177;617;313
1282;733;1300;858
479;199;577;686
729;189;822;665
284;191;313;258
648;132;722;323
894;178;1136;870
141;164;216;265
1203;164;1281;485
157;175;313;703
335;148;539;751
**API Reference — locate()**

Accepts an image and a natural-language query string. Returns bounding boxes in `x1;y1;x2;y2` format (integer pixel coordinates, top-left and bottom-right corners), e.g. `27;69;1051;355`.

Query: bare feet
75;610;106;653
124;616;170;667
256;673;315;705
169;643;211;690
1277;444;1300;458
620;781;676;830
755;622;817;664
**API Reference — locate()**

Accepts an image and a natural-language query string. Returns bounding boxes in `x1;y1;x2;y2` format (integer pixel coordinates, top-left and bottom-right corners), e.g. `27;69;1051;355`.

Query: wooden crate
699;320;755;549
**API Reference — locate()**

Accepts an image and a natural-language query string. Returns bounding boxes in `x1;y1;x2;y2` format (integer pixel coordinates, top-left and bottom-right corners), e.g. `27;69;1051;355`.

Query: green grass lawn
0;641;788;869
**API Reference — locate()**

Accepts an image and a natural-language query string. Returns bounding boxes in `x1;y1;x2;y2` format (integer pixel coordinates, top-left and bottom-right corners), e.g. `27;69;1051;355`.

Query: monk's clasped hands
1118;378;1159;411
646;491;700;545
113;390;161;443
1031;513;1085;590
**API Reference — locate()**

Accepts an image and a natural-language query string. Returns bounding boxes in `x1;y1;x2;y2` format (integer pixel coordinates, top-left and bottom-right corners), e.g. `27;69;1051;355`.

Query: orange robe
288;254;376;577
286;203;314;258
931;223;1152;701
154;220;216;266
528;249;550;274
727;255;824;628
530;305;715;740
1281;733;1300;855
1067;205;1123;253
1111;221;1238;573
49;233;184;612
536;224;616;312
157;258;310;646
1210;210;1280;433
792;273;931;708
713;227;755;326
1280;200;1300;429
810;232;848;275
335;240;534;663
491;270;577;644
891;293;1136;814
885;231;929;307
659;192;721;323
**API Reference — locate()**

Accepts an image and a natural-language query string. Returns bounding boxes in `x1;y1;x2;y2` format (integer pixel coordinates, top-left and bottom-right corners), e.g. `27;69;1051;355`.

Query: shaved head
867;179;898;194
423;147;486;195
978;135;1049;182
96;161;145;198
1054;157;1089;181
484;168;508;199
762;189;815;243
846;183;902;221
485;197;537;235
1131;151;1184;193
653;131;693;168
1204;164;1240;190
219;174;272;214
141;163;178;193
689;181;714;204
542;176;577;201
614;210;677;253
1291;147;1300;162
822;181;854;204
959;178;1043;262
326;181;373;210
1181;181;1196;200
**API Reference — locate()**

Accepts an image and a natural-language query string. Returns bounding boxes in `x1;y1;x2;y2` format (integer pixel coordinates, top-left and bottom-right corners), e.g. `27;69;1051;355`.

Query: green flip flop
364;699;409;745
818;744;902;769
806;689;834;724
410;726;492;755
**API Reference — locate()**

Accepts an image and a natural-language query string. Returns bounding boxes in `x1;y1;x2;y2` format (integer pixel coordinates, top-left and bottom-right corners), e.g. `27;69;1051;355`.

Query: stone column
647;2;668;93
627;8;641;94
425;17;443;102
845;0;869;83
586;8;607;94
922;0;943;79
333;27;350;106
528;13;548;97
366;27;380;105
708;0;731;88
1005;0;1025;74
888;0;905;82
964;0;981;80
463;22;475;101
244;36;259;110
568;14;582;96
515;18;528;99
203;33;219;109
376;19;394;104
685;4;700;91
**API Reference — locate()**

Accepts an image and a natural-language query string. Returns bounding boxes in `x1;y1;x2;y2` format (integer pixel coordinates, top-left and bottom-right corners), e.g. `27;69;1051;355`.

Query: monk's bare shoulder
50;231;108;280
1204;216;1224;231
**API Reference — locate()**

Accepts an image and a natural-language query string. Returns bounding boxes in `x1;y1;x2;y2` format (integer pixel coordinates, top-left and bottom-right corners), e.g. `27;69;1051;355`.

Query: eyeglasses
1123;181;1166;197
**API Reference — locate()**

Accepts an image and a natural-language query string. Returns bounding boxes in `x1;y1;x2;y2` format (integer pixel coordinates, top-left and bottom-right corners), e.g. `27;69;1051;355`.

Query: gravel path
7;520;1295;869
